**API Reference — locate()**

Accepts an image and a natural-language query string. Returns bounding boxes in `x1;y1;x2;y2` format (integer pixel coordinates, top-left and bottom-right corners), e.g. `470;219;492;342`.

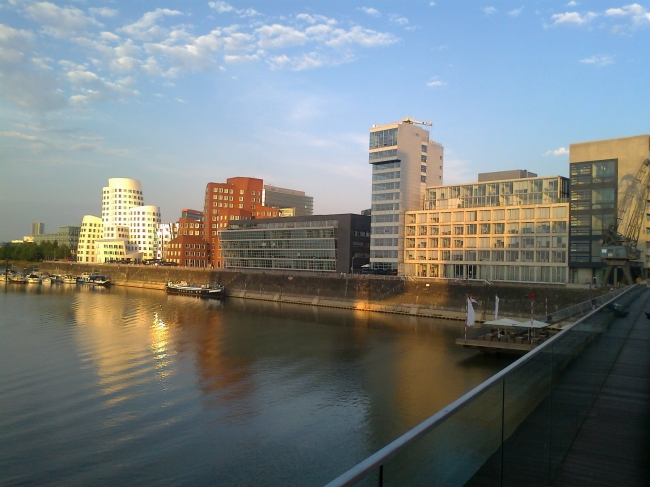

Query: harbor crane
401;117;432;126
601;157;650;285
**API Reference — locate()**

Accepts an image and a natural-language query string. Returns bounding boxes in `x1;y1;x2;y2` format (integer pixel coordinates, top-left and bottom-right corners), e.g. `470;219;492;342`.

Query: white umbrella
483;317;522;326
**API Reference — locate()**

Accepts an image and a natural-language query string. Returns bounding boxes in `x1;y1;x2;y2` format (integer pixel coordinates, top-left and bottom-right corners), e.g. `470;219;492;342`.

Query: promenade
553;291;650;486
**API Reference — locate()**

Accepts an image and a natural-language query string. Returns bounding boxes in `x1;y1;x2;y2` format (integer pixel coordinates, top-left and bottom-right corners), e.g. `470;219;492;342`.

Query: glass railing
324;283;645;487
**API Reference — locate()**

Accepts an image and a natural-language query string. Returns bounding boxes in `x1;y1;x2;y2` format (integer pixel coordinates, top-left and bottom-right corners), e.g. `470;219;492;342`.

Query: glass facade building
221;214;370;273
404;175;570;283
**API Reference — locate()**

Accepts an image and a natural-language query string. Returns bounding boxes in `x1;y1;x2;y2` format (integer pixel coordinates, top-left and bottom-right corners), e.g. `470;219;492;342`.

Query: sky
1;0;649;241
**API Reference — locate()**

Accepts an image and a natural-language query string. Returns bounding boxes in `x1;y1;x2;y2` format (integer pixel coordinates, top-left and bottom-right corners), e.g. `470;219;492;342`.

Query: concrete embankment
41;262;605;321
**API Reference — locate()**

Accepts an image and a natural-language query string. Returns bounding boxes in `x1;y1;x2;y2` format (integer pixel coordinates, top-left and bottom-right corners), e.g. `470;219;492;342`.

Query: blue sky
1;0;649;241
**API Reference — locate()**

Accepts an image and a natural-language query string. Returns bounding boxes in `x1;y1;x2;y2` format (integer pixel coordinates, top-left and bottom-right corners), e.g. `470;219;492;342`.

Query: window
454;225;464;235
441;212;452;222
493;209;505;220
506;250;519;262
479;237;490;248
465;211;477;222
453;212;464;222
552;221;567;233
507;236;520;248
480;223;491;234
536;221;550;233
369;128;398;149
592;188;615;209
430;226;439;235
553;206;567;218
494;223;505;234
537;207;550;219
522;222;534;234
479;210;491;221
507;209;519;220
466;224;477;235
507;223;519;234
479;250;490;261
522;208;534;219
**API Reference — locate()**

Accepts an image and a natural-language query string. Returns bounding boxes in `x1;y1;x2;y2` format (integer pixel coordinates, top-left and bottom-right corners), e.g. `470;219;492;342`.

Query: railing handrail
323;283;638;487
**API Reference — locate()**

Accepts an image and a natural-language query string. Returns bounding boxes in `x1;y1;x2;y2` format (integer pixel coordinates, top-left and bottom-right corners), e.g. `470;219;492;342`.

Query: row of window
226;259;336;271
372;203;400;212
369;128;398;150
406;249;567;263
408;206;568;224
407;236;567;249
407;263;567;283
407;221;567;236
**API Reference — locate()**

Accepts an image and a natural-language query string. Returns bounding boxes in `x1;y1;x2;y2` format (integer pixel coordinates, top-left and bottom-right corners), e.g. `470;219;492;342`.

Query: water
0;283;514;486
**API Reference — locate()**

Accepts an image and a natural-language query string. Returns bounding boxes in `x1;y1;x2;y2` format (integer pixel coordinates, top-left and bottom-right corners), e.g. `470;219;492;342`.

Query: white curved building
95;178;162;262
77;215;103;263
127;205;161;259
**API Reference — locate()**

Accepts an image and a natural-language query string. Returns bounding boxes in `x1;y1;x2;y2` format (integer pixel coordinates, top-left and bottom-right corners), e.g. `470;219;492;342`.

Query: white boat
63;275;78;284
10;274;27;284
26;273;41;284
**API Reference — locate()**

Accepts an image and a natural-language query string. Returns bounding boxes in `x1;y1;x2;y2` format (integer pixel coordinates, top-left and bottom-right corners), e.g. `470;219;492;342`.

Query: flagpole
464;294;467;339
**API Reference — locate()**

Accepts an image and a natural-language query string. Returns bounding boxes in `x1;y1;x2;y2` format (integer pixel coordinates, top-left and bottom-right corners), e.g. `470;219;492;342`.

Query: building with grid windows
77;216;102;263
403;172;570;283
369;118;444;274
220;214;370;273
569;135;650;284
262;185;314;216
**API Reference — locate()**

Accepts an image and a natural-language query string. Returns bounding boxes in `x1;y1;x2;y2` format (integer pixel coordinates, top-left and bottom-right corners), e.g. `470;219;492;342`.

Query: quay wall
40;262;605;321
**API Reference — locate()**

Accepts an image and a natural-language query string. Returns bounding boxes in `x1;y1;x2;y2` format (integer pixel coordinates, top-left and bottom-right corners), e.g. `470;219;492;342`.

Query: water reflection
0;284;515;486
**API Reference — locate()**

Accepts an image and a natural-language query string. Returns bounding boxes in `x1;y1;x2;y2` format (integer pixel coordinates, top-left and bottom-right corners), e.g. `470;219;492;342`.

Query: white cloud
357;7;380;17
24;1;102;38
389;14;409;26
208;2;260;18
66;68;139;107
429;2;436;6
566;1;578;6
208;1;235;14
605;4;650;26
256;24;308;49
550;11;597;26
89;8;118;18
0;131;38;140
580;54;613;66
508;7;524;17
544;147;569;156
426;79;446;87
482;6;498;15
118;8;182;41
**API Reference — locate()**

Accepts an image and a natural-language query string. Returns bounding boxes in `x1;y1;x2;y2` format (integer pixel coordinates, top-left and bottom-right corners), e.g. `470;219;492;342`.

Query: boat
166;281;226;298
10;274;27;284
63;275;78;284
78;272;92;283
90;275;111;286
26;273;41;284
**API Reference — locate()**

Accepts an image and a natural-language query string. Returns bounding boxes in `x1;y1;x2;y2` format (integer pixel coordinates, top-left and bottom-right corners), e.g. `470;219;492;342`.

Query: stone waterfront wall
41;262;605;321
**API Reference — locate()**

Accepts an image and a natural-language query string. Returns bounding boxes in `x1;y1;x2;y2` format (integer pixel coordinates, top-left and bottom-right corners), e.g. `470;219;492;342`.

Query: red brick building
203;177;280;268
164;209;210;267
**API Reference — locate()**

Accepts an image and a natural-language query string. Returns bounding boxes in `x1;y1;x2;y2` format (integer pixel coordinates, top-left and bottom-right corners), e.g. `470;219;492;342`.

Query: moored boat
90;275;111;286
63;275;78;284
26;273;41;284
166;281;226;298
10;274;27;284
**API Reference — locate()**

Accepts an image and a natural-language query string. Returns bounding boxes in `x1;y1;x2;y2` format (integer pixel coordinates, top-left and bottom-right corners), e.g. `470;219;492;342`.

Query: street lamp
350;254;355;275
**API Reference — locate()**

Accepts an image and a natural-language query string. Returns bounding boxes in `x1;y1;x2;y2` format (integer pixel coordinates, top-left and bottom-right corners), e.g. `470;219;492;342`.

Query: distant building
262;185;314;216
155;222;178;260
31;222;44;236
163;209;209;267
77;216;103;263
404;172;570;283
220;214;370;273
96;178;161;262
203;177;281;269
369;118;444;274
33;226;80;255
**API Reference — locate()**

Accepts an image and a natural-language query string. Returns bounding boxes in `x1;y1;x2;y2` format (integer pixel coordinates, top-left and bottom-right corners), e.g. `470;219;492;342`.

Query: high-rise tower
369;118;444;274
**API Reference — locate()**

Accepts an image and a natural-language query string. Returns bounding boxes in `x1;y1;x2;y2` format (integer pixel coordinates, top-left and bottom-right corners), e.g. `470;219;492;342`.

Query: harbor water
0;283;515;486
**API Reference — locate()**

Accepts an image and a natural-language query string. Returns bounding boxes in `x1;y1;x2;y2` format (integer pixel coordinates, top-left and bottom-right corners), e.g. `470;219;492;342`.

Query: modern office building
31;222;44;236
220;214;370;273
369;118;444;274
154;222;178;260
263;185;314;216
33;226;80;255
95;178;162;263
203;177;281;269
77;216;103;263
569;134;650;284
404;172;570;283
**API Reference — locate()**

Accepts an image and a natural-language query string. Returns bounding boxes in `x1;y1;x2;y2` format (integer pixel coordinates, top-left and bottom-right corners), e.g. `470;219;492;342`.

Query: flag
495;294;500;320
466;296;475;327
